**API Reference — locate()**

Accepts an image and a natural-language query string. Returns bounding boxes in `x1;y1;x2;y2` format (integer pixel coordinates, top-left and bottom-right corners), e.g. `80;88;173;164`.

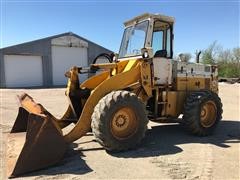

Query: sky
0;0;239;56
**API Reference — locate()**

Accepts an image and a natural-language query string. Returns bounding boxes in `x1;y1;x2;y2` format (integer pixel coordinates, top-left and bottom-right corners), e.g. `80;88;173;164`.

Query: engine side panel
172;60;218;93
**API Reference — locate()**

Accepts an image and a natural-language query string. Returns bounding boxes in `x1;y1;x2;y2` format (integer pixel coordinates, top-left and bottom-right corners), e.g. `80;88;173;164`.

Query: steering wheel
92;53;113;64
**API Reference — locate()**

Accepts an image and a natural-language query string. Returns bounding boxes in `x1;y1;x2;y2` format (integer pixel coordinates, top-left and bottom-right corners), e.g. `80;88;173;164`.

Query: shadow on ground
19;146;93;178
109;120;240;158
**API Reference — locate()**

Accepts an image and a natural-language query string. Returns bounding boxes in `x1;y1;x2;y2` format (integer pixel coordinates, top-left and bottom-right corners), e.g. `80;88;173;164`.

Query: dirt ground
0;83;239;180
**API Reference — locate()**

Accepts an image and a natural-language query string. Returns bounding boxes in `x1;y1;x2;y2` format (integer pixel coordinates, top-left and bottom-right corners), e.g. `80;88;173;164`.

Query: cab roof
124;13;175;27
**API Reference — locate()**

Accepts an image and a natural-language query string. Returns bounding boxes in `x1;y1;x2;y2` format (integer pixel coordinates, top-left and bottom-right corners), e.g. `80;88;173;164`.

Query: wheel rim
200;100;217;128
110;107;138;140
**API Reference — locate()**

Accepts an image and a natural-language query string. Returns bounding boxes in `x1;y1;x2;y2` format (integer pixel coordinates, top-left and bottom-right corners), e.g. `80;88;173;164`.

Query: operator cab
118;13;174;85
118;13;174;59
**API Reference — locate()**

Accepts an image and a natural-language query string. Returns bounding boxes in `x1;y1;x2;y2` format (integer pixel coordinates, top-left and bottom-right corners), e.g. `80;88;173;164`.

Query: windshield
119;20;149;58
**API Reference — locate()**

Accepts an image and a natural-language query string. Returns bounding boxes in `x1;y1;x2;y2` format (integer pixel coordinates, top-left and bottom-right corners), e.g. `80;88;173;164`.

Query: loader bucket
7;94;67;178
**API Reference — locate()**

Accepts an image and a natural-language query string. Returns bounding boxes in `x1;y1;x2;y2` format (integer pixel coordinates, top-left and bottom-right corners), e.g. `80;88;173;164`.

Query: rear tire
91;90;148;151
183;90;223;136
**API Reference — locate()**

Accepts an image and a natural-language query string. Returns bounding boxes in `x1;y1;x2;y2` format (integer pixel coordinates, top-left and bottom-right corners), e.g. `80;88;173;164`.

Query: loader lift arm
64;60;143;143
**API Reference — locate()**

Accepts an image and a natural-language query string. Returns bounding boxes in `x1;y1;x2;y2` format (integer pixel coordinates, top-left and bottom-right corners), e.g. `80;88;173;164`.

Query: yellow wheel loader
7;13;223;177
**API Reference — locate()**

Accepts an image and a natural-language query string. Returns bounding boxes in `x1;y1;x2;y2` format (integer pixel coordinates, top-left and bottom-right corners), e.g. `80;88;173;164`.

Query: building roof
0;32;112;52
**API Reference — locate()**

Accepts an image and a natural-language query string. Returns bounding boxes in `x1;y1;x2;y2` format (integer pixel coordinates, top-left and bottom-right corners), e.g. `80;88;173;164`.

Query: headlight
143;51;149;58
112;55;117;62
141;47;153;59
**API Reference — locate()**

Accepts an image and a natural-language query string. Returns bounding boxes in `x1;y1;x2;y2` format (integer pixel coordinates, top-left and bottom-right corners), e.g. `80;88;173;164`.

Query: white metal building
0;32;112;88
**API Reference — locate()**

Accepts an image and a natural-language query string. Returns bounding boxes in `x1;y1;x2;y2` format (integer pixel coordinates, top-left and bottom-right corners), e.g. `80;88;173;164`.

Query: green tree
201;41;240;78
201;41;222;64
232;48;240;62
217;48;240;78
178;53;192;62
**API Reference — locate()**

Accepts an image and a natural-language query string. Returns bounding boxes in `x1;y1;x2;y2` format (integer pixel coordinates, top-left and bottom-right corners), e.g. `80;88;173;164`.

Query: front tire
91;91;148;151
183;90;223;136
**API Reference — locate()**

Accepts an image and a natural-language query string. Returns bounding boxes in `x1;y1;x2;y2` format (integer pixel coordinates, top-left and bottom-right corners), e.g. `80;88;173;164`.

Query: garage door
52;46;88;85
4;55;43;87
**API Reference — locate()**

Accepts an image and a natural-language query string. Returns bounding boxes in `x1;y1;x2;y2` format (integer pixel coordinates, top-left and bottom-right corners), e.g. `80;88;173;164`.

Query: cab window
152;31;163;54
166;28;171;57
152;21;172;58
